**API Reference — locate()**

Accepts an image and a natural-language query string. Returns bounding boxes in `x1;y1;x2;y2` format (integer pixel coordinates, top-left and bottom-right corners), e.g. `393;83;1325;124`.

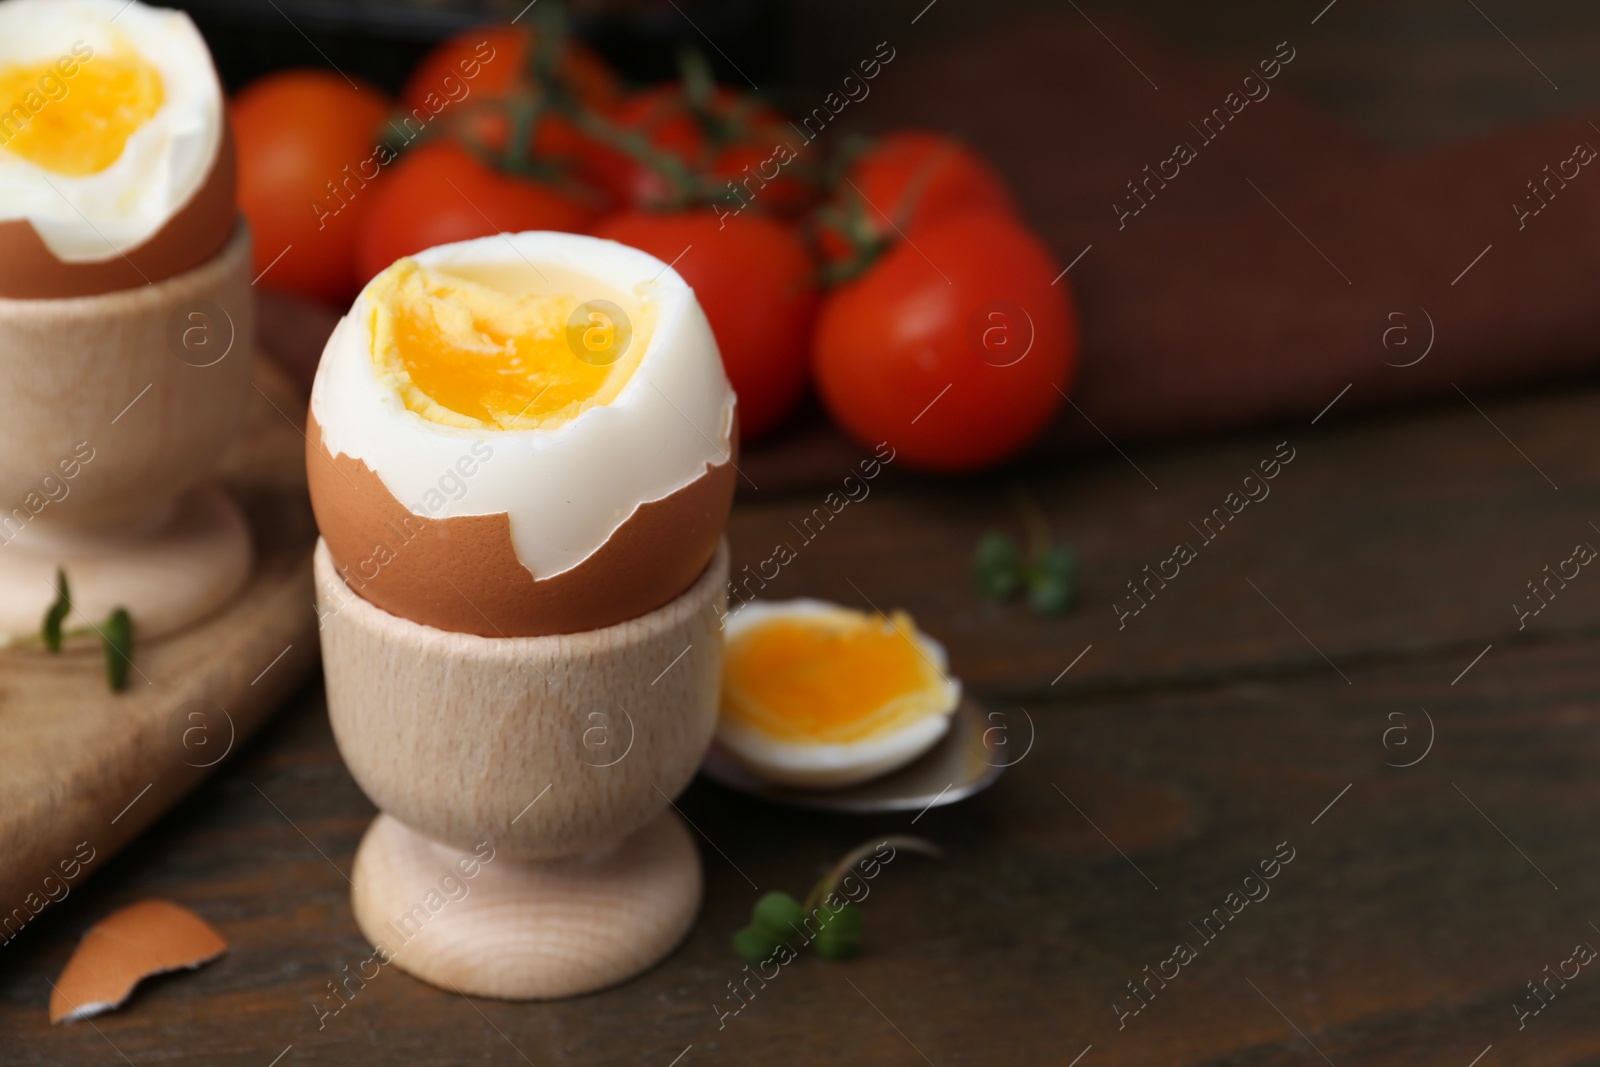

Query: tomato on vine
576;73;818;215
815;131;1016;276
400;22;619;171
812;211;1077;472
592;209;817;440
231;71;391;302
355;139;599;284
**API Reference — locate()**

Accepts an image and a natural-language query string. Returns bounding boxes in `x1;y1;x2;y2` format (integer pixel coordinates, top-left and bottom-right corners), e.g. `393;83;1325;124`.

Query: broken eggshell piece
49;899;227;1023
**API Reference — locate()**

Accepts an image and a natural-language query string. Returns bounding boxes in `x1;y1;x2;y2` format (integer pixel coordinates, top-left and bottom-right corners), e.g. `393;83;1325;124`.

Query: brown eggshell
0;122;237;299
306;412;738;637
49;900;227;1024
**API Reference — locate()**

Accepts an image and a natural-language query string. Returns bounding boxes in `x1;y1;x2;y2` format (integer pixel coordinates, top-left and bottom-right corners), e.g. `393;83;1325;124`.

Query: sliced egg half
309;231;736;636
717;599;962;789
0;0;223;261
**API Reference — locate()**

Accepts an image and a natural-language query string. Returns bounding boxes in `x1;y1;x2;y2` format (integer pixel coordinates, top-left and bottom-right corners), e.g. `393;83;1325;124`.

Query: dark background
180;0;1600;149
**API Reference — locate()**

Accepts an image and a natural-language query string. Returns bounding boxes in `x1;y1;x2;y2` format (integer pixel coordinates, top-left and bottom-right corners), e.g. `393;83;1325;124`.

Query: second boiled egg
0;0;235;297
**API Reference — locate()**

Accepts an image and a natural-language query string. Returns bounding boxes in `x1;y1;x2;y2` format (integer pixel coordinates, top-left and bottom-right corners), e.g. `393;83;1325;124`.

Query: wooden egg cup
314;538;729;1000
0;224;255;641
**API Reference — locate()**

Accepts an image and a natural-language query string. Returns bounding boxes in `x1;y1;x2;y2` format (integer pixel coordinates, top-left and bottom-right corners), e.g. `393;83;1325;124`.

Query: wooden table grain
3;372;1597;1065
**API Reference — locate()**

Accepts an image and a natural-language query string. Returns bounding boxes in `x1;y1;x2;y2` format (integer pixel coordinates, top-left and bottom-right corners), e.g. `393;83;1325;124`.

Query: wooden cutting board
0;356;319;936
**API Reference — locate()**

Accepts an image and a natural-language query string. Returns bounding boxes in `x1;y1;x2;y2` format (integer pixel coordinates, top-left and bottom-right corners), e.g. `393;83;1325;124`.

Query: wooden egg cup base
315;538;729;1001
351;810;702;1000
0;484;252;641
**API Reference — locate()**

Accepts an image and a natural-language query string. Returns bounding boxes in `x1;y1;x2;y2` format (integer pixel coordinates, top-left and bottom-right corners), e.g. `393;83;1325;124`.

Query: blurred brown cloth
859;13;1600;444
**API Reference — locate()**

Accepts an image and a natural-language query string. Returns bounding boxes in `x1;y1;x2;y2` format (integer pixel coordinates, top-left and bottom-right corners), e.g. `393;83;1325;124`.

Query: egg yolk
721;610;951;744
0;48;164;176
368;258;644;431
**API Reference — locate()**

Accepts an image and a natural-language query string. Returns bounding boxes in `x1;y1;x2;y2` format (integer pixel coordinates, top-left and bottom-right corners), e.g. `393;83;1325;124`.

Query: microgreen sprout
973;488;1077;615
14;567;136;692
732;835;940;965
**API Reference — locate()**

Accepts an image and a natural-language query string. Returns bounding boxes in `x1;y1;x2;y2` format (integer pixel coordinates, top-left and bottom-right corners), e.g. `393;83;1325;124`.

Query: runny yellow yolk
368;258;643;431
0;48;164;175
721;610;951;744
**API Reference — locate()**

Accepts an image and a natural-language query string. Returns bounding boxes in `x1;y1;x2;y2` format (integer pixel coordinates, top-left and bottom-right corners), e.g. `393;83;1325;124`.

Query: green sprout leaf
101;608;133;693
751;891;805;939
972;530;1024;600
731;837;941;966
811;904;864;960
732;924;783;966
974;489;1080;617
42;567;71;653
733;891;805;964
1026;545;1078;615
23;567;135;692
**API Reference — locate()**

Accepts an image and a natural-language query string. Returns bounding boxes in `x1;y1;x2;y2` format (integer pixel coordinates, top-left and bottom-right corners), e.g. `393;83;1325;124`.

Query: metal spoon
697;696;1010;814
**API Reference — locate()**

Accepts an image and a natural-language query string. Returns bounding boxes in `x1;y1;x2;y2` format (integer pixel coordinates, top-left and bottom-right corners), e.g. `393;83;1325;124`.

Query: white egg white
0;0;223;261
311;230;737;582
717;598;962;789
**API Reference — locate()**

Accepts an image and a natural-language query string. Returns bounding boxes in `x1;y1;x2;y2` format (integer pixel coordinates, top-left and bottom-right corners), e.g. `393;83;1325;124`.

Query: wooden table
4;376;1598;1065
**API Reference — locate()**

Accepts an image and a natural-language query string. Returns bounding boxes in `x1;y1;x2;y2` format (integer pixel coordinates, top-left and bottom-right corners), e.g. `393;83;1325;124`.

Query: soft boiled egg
717;599;962;788
0;0;235;297
308;231;738;637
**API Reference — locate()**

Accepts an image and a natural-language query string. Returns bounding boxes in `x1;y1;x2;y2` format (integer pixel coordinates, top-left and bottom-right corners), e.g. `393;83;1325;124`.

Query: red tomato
401;24;619;170
355;139;599;284
708;134;816;218
401;25;617;113
579;87;699;208
581;85;816;215
812;212;1076;472
231;70;391;302
818;130;1016;268
591;209;818;440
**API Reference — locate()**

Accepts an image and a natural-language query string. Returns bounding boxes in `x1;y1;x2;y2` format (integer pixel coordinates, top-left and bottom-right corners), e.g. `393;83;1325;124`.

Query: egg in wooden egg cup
309;232;738;999
0;0;253;642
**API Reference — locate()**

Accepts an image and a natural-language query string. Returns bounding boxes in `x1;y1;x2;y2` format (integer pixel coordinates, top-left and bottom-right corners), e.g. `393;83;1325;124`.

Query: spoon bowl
698;696;1009;814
